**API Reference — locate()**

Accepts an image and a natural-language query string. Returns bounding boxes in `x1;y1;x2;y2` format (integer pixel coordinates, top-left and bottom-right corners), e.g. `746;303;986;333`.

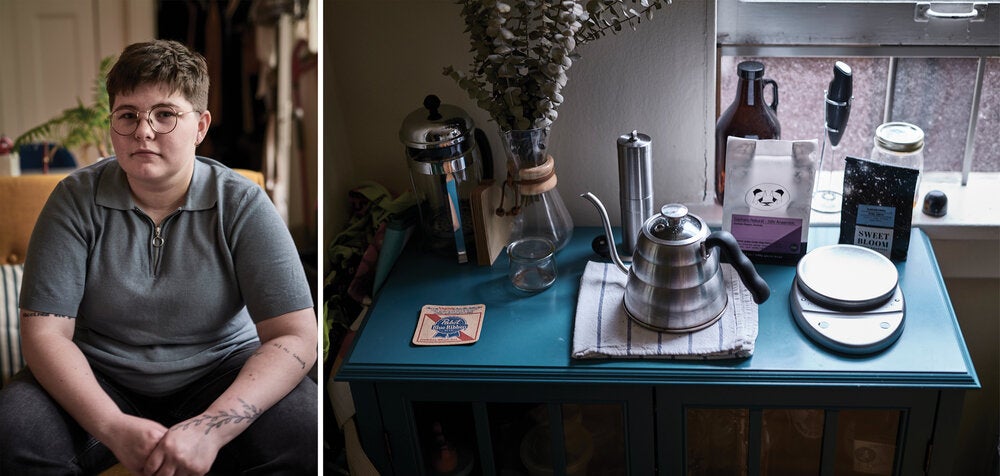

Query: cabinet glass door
686;408;749;475
685;408;902;475
760;409;824;474
412;401;481;475
833;410;901;476
409;401;628;475
487;402;626;475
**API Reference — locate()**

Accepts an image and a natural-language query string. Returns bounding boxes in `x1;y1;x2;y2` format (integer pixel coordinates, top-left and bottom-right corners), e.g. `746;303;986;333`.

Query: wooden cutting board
470;180;513;266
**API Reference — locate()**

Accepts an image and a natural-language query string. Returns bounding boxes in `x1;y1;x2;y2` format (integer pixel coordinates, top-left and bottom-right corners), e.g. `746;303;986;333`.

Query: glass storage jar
870;122;924;207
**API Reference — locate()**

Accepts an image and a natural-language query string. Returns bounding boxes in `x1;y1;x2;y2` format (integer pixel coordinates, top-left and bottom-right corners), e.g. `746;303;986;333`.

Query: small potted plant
13;55;115;171
444;0;668;251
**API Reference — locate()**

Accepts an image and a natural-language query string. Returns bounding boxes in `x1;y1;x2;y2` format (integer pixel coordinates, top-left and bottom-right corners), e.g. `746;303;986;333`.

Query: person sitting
0;39;317;475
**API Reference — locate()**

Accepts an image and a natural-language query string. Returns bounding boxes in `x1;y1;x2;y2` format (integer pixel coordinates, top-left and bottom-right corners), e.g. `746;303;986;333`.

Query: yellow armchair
0;169;265;265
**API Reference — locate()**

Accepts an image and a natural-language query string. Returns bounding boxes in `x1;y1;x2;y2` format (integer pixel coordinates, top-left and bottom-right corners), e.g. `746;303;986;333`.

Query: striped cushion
0;264;24;386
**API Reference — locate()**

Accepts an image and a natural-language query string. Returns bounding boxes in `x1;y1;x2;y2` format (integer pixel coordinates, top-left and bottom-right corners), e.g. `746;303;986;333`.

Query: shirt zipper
135;208;182;277
152;225;165;273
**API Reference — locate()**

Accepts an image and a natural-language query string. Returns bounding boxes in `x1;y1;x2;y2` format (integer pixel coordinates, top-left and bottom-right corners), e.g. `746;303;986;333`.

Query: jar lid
874;122;924;153
647;204;706;244
399;95;475;150
796;244;898;310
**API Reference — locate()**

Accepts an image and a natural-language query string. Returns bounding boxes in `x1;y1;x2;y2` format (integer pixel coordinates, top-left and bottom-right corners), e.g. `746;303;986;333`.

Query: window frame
716;0;1000;184
718;0;1000;50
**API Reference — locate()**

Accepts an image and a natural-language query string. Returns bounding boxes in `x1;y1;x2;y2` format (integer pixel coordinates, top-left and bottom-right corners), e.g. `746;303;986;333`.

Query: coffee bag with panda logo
722;137;818;265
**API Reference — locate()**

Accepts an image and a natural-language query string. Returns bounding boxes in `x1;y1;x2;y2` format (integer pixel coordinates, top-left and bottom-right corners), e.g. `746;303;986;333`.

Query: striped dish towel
1;264;24;385
571;261;758;360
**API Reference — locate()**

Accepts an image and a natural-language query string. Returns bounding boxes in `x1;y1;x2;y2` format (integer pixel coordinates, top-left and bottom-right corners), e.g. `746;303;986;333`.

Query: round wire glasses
110;106;199;136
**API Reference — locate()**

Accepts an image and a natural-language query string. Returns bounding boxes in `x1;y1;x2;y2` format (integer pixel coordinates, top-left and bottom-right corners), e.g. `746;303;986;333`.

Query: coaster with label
412;304;486;346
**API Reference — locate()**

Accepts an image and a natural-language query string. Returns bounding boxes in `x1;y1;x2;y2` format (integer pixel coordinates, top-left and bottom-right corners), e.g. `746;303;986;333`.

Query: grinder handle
706;232;771;304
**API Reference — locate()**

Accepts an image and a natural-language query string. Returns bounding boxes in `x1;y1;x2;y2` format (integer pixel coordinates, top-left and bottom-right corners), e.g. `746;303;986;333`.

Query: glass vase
499;128;574;251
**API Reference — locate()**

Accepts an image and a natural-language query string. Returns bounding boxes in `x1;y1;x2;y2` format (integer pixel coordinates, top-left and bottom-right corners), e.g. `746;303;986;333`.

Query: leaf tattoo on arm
178;399;262;435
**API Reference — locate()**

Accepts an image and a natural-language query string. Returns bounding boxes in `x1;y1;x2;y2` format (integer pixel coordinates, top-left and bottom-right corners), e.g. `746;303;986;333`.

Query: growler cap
737;61;766;79
399;95;475;150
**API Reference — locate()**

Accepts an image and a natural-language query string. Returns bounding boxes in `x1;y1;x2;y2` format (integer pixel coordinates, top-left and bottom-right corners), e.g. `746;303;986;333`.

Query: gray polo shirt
20;157;313;396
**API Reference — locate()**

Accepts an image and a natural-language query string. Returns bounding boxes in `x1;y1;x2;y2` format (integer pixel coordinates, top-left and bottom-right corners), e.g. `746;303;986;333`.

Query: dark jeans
0;344;317;475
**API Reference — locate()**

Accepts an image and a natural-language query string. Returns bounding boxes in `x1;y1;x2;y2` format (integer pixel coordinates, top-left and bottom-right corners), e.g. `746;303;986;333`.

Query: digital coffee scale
790;244;905;354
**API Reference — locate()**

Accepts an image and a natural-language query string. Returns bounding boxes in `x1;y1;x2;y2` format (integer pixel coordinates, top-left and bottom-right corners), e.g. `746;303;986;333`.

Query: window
717;0;1000;184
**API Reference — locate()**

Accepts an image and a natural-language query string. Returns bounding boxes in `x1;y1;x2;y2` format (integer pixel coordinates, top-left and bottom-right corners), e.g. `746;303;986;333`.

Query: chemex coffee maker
400;95;492;263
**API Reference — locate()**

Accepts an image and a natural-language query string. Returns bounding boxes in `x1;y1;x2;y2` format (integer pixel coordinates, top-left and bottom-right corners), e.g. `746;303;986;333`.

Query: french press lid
399;95;475;151
647;204;706;245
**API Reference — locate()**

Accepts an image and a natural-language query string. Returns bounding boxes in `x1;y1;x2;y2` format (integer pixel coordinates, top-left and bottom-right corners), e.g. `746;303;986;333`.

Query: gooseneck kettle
582;192;770;332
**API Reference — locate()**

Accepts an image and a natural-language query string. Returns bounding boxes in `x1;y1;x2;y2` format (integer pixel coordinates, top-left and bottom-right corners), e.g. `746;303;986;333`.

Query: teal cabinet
368;383;653;475
338;227;978;475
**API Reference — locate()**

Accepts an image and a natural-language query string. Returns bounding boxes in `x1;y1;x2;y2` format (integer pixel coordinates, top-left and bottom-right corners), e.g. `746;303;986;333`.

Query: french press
399;95;492;263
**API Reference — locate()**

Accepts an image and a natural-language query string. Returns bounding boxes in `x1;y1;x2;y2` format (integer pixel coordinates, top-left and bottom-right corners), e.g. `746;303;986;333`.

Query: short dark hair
106;39;209;111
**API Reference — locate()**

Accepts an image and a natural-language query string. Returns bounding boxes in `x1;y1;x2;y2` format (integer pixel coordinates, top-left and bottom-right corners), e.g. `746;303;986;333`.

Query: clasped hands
106;413;224;476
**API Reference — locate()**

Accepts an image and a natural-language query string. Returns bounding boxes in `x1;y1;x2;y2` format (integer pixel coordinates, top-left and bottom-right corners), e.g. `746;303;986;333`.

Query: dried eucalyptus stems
444;0;669;131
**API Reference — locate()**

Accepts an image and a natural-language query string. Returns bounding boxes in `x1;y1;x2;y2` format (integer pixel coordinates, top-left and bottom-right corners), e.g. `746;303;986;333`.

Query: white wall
0;0;155;165
325;0;716;244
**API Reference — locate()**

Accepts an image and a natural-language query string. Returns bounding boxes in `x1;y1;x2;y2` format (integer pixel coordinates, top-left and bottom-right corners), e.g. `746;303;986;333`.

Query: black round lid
737;61;765;79
922;190;948;217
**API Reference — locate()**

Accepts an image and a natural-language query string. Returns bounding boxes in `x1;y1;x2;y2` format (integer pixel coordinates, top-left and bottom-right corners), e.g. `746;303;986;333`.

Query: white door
0;0;154;165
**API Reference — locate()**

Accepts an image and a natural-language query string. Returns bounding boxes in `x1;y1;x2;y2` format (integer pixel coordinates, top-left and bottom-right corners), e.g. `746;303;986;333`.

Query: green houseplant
444;0;668;131
13;55;116;167
444;0;669;251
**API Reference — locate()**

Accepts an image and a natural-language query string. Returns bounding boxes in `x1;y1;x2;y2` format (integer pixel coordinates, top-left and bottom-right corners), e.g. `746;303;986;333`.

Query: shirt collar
95;157;217;211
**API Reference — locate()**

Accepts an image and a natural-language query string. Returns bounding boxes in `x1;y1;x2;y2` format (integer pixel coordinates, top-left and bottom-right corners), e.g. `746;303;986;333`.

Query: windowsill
688;171;1000;241
686;172;1000;279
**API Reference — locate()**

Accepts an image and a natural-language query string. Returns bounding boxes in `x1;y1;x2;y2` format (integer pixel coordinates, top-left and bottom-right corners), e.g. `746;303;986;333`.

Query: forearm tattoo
252;342;307;370
178;399;261;435
20;311;74;319
271;342;307;370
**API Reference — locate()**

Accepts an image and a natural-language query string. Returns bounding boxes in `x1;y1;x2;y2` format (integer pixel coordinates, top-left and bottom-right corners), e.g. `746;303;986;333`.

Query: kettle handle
705;232;770;304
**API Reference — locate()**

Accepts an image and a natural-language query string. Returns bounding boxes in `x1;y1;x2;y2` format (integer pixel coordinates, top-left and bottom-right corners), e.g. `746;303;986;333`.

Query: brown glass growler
715;61;781;205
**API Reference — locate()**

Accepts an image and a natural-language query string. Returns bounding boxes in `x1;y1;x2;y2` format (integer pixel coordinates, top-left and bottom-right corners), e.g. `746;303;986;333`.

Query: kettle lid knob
650;203;705;242
660;204;689;224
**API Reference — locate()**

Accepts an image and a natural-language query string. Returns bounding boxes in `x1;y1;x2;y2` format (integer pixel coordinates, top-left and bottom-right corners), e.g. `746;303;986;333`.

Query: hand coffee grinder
400;95;492;263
